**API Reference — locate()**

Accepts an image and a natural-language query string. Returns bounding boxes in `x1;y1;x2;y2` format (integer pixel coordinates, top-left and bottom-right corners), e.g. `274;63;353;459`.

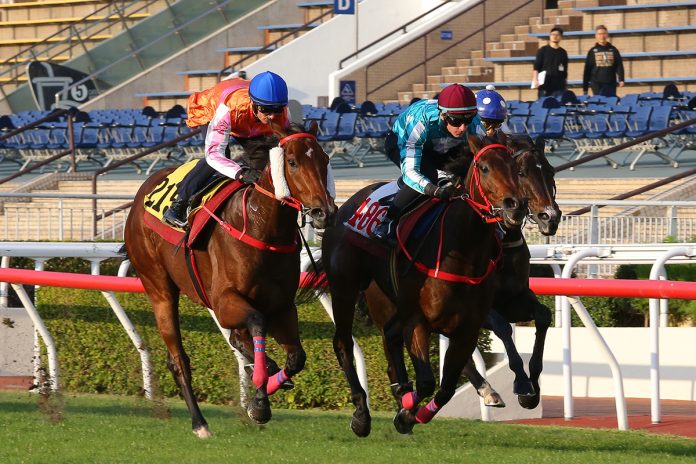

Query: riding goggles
256;104;286;115
444;112;476;127
481;118;503;130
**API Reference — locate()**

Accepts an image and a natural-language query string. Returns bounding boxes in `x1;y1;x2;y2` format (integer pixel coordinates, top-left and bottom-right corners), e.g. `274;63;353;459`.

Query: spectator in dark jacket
582;25;625;97
533;26;568;98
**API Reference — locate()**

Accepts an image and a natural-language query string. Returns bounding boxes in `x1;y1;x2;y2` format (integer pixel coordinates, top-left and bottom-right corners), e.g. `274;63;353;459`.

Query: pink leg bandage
266;368;289;395
252;336;268;389
415;399;440;424
401;391;420;410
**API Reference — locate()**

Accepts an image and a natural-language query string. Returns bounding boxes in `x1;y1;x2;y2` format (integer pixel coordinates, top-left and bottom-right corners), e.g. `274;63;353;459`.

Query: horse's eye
288;159;298;168
479;164;489;174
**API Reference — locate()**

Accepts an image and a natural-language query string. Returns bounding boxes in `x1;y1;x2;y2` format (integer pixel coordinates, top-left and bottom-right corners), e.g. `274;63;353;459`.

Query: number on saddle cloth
345;181;400;238
144;160;229;224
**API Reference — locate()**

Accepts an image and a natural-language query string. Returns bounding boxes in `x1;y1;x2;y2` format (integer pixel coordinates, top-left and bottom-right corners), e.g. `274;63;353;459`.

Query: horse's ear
308;120;319;136
535;136;545;154
467;133;482;153
270;121;286;141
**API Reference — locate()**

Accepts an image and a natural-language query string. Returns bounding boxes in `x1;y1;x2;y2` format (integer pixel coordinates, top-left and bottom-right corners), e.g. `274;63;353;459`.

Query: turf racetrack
0;392;695;463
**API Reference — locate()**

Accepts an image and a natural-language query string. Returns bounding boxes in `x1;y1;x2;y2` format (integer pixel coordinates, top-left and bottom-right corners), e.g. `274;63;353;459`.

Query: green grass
1;392;695;463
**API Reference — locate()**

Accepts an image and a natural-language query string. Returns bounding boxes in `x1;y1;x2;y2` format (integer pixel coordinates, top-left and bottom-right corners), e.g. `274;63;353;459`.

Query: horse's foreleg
396;326;479;431
393;320;435;434
267;305;306;396
229;329;284;378
145;278;210;438
331;281;371;437
488;308;534;397
244;309;272;425
381;316;414;410
519;293;552;410
462;357;505;408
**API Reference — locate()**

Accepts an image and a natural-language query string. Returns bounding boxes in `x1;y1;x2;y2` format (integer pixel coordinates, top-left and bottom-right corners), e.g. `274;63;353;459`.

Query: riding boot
163;198;189;228
372;205;400;244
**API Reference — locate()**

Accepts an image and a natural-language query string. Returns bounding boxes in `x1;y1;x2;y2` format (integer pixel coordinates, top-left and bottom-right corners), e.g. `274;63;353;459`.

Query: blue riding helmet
249;71;289;106
476;85;507;121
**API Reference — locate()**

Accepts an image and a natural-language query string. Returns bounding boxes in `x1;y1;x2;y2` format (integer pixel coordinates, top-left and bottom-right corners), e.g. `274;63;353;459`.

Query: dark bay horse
125;123;336;437
317;135;527;436
363;134;561;414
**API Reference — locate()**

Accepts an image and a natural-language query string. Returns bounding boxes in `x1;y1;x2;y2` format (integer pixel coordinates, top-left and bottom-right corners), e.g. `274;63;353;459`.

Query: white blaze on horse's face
306;148;313;158
269;146;291;199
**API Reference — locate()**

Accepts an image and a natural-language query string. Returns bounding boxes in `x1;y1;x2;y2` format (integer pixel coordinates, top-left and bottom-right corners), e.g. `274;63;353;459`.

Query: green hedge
35;286;491;411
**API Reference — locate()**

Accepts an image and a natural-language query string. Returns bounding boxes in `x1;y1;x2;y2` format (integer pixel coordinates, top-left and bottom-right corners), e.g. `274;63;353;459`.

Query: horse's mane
241;123;308;170
440;142;474;180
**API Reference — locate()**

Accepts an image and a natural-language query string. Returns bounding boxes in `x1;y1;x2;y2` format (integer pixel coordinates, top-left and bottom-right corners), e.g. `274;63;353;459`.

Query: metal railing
337;0;454;69
363;0;539;99
0;109;78;185
0;0;168;104
57;0;264;109
90;127;203;237
217;7;335;79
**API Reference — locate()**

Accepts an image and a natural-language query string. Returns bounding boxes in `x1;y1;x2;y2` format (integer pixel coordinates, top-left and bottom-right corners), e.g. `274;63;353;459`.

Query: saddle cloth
345;179;446;248
344;181;399;238
142;160;244;246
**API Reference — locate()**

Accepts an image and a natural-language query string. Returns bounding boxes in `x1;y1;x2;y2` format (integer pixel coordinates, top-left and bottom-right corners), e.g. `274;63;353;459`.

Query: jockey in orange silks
163;71;290;228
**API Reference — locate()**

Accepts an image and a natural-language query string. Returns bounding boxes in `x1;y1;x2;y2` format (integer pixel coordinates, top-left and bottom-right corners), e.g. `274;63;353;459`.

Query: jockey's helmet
476;85;507;122
437;84;477;115
249;71;289;111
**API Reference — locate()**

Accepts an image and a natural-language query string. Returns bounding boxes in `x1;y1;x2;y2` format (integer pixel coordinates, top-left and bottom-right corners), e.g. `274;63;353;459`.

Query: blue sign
440;30;453;40
339;80;356;104
334;0;355;15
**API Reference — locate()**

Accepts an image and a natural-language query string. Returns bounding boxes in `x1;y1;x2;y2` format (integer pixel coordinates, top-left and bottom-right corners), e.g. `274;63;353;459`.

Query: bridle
511;147;557;224
459;143;512;224
253;131;329;224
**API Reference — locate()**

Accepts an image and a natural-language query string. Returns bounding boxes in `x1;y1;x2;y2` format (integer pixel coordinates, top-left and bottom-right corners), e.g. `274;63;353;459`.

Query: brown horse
362;134;561;415
124;123;336;437
316;135;527;436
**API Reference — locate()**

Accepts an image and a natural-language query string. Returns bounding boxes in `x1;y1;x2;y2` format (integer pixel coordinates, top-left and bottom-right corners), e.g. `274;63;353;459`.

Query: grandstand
0;0;692;248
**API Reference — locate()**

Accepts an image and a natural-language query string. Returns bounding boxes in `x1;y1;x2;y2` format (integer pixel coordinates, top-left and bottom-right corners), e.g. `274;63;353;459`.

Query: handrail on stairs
217;8;335;80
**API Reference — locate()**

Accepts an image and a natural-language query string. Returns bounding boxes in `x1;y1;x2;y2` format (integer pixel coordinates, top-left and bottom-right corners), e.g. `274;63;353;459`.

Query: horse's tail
117;243;128;258
295;258;328;305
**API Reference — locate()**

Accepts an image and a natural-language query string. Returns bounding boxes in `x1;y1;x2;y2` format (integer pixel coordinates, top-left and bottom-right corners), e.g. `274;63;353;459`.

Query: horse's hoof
280;379;295;391
484;393;506;408
393;408;415;435
513;380;535;397
518;392;541;410
193;426;212;439
247;396;272;424
350;410;371;437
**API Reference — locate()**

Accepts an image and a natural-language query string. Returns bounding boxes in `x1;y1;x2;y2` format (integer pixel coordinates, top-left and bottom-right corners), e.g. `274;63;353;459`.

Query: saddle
143;160;245;247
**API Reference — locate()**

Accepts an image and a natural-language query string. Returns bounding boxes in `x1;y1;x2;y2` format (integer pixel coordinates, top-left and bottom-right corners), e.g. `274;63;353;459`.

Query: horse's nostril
503;197;519;210
310;208;326;219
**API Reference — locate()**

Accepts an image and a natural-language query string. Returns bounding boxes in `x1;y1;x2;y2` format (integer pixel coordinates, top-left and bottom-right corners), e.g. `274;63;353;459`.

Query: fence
1;195;696;246
2;242;696;430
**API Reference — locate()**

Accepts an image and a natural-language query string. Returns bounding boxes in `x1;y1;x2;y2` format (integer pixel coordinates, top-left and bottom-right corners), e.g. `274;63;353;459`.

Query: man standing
582;25;625;97
533;26;568;98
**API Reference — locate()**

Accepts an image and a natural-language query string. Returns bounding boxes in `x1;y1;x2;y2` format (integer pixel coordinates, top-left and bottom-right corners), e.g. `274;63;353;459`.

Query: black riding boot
163;198;189;228
373;213;397;243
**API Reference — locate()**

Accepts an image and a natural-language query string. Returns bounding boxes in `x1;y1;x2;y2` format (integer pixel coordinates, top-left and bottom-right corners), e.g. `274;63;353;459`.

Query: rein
199;132;321;254
463;143;509;224
397;201;502;284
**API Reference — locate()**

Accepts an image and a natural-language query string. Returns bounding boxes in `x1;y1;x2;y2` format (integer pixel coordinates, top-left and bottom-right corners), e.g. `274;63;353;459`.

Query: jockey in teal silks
374;83;479;242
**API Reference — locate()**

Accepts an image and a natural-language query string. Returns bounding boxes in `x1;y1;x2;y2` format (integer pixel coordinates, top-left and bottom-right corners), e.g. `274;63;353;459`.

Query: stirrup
163;201;189;228
373;219;396;244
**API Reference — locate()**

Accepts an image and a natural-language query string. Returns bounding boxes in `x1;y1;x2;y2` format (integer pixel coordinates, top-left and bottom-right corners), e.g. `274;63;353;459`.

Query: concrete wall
244;0;452;105
0;307;34;377
495;326;696;401
332;0;541;102
82;0;302;110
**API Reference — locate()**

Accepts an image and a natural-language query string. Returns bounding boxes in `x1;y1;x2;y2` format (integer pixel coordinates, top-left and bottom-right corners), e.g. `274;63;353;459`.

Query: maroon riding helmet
437;84;477;114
